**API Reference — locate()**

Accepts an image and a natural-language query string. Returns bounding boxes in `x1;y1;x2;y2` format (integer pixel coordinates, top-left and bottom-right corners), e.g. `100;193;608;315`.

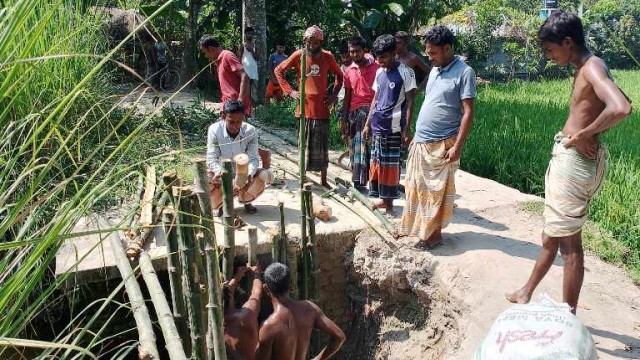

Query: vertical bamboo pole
176;188;206;359
248;227;258;266
271;231;281;264
163;209;191;356
139;250;189;360
221;159;235;281
299;185;310;300
304;183;320;303
299;49;307;187
278;201;287;263
192;158;227;360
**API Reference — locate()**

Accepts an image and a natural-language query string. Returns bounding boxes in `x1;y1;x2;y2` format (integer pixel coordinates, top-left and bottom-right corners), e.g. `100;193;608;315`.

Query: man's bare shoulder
582;56;611;82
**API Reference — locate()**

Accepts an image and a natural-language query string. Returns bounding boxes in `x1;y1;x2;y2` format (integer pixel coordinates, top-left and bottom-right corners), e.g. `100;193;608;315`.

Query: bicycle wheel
160;69;180;91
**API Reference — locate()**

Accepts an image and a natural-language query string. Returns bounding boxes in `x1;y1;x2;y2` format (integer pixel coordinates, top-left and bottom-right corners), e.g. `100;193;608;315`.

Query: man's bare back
224;267;263;360
257;263;345;360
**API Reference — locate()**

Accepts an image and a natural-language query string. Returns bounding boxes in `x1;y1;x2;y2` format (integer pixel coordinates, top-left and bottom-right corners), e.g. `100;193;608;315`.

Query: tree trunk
185;0;203;86
243;0;267;105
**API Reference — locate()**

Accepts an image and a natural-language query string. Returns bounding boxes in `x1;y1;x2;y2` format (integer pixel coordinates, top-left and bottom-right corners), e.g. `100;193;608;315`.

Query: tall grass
0;0;179;357
464;70;640;278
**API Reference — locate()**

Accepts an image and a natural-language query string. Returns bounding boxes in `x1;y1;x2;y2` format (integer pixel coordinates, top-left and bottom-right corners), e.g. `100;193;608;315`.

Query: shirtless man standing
395;31;430;90
256;263;345;360
224;266;263;360
506;11;631;314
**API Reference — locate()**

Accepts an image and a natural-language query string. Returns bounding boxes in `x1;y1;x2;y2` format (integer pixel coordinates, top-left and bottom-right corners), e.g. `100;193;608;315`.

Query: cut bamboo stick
138;250;188;360
221;159;235;281
127;166;157;259
248;227;258;266
163;209;191;356
108;224;159;360
192;158;227;360
176;190;206;359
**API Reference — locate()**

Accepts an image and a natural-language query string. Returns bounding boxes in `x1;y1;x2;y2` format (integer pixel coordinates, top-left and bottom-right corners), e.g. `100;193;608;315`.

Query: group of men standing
197;9;632;358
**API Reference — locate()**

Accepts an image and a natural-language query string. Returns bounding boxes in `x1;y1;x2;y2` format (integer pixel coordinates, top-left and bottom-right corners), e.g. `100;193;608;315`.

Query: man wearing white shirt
207;100;273;215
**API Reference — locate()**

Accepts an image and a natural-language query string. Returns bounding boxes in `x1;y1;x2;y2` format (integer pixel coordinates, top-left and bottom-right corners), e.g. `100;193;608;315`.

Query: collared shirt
206;121;259;177
344;56;379;111
414;56;476;143
370;63;417;135
215;50;251;116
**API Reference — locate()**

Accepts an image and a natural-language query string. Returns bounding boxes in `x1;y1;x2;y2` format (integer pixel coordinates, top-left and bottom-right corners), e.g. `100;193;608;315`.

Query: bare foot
505;288;531;304
371;199;386;210
423;229;443;248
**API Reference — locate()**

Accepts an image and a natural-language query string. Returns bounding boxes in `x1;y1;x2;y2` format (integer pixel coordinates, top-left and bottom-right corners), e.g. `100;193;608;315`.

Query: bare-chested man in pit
507;10;631;314
224;266;262;360
256;263;345;360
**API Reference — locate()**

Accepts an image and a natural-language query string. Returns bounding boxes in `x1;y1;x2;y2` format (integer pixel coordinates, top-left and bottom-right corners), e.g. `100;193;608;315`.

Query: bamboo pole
192;158;227;360
163;209;191;356
176;189;206;359
248;227;258;266
108;226;159;360
304;184;320;303
299;187;309;301
278;201;287;263
221;159;235;281
125;174;145;231
338;179;397;237
299;49;307;187
127;166;157;259
138;250;188;360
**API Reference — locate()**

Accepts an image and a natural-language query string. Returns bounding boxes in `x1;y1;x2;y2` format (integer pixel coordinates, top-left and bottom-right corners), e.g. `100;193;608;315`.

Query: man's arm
566;61;632;146
256;321;277;360
238;69;250;103
403;88;416;146
448;98;475;162
242;276;263;314
411;54;431;89
246;129;260;177
309;301;346;360
206;125;222;174
274;50;301;98
328;54;344;102
362;87;379;140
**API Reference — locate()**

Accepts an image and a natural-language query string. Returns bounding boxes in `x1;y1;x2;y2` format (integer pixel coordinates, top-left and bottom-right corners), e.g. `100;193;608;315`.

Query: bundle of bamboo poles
110;159;230;360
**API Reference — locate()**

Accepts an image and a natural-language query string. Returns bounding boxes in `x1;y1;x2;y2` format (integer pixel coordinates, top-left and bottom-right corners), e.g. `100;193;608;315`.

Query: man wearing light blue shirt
207;100;273;215
399;25;476;248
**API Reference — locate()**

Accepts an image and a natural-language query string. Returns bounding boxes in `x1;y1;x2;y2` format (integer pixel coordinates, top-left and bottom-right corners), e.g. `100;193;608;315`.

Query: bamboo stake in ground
139;250;188;360
304;184;320;303
221;159;235;280
278;201;287;263
163;209;191;356
248;227;258;266
299;186;310;300
176;188;206;359
192;158;227;360
299;49;307;187
109;225;159;360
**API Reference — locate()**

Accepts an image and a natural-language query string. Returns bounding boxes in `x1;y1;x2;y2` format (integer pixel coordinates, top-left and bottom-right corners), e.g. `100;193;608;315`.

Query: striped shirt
370;63;417;135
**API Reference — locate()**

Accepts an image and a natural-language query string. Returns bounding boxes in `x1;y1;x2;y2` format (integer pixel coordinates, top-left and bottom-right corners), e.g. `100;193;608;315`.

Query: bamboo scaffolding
192;158;227;360
109;228;159;360
138;250;188;360
221;159;235;281
176;189;206;359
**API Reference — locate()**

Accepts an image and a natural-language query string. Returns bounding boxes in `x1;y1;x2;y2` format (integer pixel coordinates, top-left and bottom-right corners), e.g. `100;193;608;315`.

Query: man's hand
362;124;371;140
289;90;300;100
564;131;598;159
402;132;412;148
324;93;338;107
446;144;461;162
209;172;222;188
233;176;253;196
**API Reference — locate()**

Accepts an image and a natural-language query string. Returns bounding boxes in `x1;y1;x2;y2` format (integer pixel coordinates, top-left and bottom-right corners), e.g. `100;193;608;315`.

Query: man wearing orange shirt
274;25;344;187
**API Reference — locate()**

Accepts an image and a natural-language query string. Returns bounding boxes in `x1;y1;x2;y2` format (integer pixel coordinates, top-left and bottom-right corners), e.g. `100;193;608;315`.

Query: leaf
386;2;404;16
362;9;383;29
